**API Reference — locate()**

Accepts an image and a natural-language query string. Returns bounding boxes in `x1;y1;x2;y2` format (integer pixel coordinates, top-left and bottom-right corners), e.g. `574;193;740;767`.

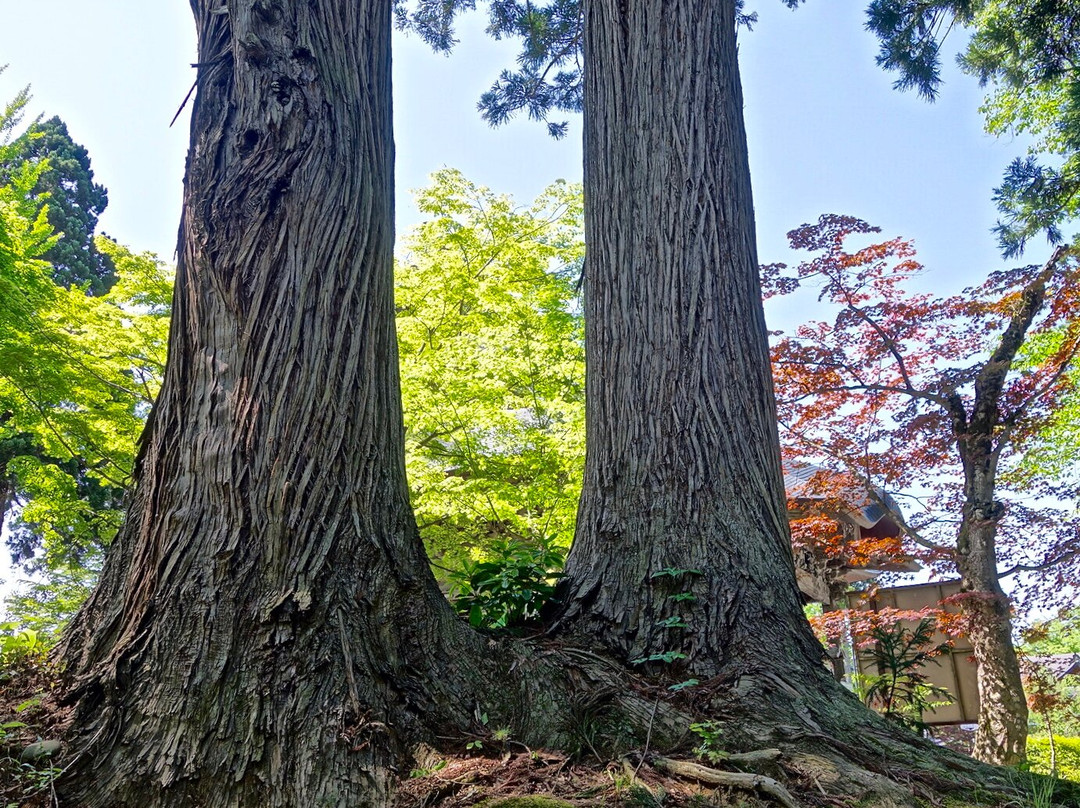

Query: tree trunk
553;0;824;681
955;511;1028;765
56;2;494;804
949;305;1035;765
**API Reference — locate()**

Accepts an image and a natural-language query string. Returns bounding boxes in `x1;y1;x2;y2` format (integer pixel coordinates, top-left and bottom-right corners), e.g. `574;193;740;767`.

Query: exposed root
45;636;1080;807
400;747;1080;808
431;644;1080;808
398;750;790;808
726;748;782;764
649;754;798;808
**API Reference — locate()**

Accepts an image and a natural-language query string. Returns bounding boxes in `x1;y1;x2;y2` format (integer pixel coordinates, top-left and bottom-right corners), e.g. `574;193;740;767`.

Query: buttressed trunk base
56;2;490;804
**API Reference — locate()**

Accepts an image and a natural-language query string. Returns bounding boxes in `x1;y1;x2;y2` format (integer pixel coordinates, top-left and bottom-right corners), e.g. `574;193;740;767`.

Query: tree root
725;748;783;764
649;754;798;808
495;645;1066;807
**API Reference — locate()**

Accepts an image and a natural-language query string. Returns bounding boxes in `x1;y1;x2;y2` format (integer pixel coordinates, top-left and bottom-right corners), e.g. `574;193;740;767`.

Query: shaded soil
396;746;1064;808
0;655;71;807
397;751;777;808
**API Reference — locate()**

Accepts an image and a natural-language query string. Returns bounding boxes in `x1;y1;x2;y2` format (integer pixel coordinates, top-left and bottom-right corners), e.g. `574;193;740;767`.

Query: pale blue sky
1;2;1043;279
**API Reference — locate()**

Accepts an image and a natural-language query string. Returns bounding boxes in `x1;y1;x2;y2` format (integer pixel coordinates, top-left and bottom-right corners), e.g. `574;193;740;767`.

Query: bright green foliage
0;107;61;540
1021;608;1080;738
0;85;167;633
1024;607;1080;655
447;538;564;629
1;237;170;525
1027;736;1080;782
0;621;45;667
0;117;113;293
2;564;98;640
0;224;171;633
689;720;726;764
867;1;1080;256
1012;325;1080;485
1017;391;1080;483
396;169;585;573
0;73;30;167
0;618;59;808
860;618;953;735
962;1;1080;256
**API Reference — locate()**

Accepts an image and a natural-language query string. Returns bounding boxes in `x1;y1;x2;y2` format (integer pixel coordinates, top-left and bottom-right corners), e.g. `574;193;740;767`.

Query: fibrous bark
53;6;688;804
57;2;494;804
553;0;823;681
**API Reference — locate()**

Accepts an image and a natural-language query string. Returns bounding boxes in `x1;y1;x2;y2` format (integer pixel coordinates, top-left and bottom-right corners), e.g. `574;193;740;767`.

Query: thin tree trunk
956;514;1028;765
1043;706;1057;775
553;0;824;681
56;2;489;804
947;285;1040;766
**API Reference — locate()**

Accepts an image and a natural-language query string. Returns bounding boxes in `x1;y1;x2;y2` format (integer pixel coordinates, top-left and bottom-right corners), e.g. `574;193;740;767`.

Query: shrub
448;538;564;630
0;622;47;670
1027;735;1080;783
860;618;952;735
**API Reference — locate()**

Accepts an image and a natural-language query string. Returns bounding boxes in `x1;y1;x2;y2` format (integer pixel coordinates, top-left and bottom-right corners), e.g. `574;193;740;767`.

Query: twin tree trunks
53;1;1025;806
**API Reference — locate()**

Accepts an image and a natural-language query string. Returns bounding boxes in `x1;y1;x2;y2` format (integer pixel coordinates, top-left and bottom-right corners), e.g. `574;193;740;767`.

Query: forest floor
396;746;1065;808
2;658;1075;808
398;751;777;808
0;655;70;807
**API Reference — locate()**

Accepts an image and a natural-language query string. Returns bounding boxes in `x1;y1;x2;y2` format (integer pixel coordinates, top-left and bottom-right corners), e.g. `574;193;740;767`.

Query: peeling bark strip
554;0;823;677
55;2;491;804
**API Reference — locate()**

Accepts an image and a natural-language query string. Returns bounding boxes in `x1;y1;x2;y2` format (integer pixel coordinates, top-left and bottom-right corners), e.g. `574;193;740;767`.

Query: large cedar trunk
554;0;825;681
56;2;494;804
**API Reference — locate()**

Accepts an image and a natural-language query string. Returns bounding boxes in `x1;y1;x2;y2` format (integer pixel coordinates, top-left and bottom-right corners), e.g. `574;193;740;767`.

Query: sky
0;2;1042;272
0;2;1059;603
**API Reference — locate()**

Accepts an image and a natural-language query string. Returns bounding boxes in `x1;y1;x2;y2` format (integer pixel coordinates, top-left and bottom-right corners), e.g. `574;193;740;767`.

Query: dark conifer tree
1;116;114;293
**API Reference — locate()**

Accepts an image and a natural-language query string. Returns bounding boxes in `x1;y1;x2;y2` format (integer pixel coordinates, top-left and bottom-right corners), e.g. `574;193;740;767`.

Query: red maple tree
764;214;1080;765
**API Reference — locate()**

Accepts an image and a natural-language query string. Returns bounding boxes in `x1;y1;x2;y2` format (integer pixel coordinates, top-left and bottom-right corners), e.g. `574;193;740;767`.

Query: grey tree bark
56;2;497;804
936;252;1077;766
955;516;1028;766
552;0;826;683
938;261;1064;766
